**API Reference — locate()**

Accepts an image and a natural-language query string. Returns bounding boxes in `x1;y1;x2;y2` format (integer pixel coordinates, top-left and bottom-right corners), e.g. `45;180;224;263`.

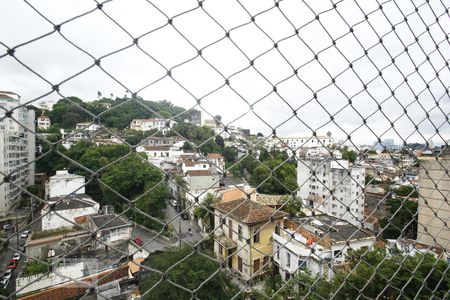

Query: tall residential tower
0;91;35;216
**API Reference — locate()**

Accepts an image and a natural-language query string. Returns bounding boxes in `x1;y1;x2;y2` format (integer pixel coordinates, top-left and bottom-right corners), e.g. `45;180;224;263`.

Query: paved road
165;202;203;245
0;229;26;295
131;225;172;253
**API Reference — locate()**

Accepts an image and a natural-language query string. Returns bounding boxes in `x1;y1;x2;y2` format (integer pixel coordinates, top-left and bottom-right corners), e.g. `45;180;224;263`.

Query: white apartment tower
0;91;36;216
297;157;365;227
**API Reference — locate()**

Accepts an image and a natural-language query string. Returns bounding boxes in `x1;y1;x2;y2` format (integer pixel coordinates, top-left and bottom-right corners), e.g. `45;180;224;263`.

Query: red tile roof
212;198;288;225
187;170;211;176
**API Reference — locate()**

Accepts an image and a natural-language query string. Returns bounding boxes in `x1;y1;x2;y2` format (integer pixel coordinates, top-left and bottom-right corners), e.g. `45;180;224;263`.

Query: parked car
19;246;25;253
23;230;31;235
12;253;21;261
175;205;181;212
2;224;13;231
19;233;28;239
170;199;178;207
0;277;9;288
7;260;17;269
133;236;143;246
2;269;12;280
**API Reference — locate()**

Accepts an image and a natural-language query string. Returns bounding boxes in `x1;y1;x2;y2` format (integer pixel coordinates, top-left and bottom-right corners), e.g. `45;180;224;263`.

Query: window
275;224;280;235
238;225;242;241
263;256;269;268
286;252;291;267
228;220;233;239
276;246;280;259
253;227;260;243
219;244;223;256
334;250;342;258
253;259;260;273
238;256;243;273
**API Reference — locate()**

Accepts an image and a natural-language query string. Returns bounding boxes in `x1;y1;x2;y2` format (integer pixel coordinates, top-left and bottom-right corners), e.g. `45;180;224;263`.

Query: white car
0;277;9;288
23;230;31;235
19;233;28;239
12;253;21;261
170;200;178;207
2;270;12;281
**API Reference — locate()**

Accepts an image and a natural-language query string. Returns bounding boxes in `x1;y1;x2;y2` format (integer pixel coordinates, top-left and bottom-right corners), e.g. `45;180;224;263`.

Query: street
0;229;26;295
165;201;203;246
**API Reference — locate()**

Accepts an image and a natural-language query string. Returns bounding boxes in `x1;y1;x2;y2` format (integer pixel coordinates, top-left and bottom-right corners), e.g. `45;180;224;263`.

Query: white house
88;214;132;249
130;118;176;134
273;215;376;280
281;132;334;150
45;170;86;200
41;194;100;230
37;115;51;130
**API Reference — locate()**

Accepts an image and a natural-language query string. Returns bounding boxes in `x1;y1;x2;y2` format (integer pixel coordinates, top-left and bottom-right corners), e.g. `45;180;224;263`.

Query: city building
37;115;51;130
129;118;175;134
88;214;133;249
281;132;334;150
212;198;288;281
417;151;450;252
45;170;86;200
297;156;365;226
41;194;100;230
273;215;375;280
184;170;220;192
0;91;35;216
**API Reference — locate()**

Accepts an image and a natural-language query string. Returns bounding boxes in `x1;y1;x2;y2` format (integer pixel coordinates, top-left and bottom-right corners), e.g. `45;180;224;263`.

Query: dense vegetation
36;141;168;230
32;97;193;130
140;247;240;300
379;198;418;239
228;149;298;194
260;248;449;300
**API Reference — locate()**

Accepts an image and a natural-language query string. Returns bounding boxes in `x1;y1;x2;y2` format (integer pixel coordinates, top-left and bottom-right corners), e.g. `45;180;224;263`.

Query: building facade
130;118;175;134
273;215;375;280
417;154;450;251
0;91;35;216
212;198;288;281
297;157;365;226
37;115;51;130
45;170;86;200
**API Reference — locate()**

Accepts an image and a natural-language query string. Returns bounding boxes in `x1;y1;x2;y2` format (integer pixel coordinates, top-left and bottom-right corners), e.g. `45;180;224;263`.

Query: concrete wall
418;158;450;251
41;206;99;231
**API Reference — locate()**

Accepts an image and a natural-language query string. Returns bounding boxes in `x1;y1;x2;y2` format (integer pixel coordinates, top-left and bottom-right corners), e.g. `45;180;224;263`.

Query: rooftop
186;170;212;176
206;153;224;159
252;194;286;206
212;198;288;225
292;215;373;242
89;214;132;230
48;194;98;211
143;146;171;151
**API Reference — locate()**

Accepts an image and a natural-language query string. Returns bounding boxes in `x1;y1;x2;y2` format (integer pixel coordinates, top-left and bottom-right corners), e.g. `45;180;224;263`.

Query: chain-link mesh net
0;0;449;299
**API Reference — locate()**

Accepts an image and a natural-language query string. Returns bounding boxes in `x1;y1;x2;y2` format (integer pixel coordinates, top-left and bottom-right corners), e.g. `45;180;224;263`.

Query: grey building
417;151;450;251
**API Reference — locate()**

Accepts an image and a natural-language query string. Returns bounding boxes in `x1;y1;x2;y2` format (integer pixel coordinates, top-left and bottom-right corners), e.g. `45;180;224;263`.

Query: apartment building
281;132;334;150
417;151;450;252
212;198;288;281
297;157;365;227
45;170;86;199
0;91;35;216
273;215;375;280
130;118;175;134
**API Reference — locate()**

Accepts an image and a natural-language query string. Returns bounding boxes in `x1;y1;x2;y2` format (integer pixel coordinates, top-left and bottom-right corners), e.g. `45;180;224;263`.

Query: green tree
100;154;168;229
379;198;417;239
193;193;217;231
249;158;298;194
342;149;357;163
223;146;237;163
140;247;239;300
395;185;419;198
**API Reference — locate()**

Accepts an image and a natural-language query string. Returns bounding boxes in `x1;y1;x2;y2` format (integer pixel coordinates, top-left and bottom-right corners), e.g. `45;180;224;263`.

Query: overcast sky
1;0;449;146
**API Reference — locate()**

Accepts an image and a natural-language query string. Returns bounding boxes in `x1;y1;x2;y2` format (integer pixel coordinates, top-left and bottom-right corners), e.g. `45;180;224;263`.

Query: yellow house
212;198;288;281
